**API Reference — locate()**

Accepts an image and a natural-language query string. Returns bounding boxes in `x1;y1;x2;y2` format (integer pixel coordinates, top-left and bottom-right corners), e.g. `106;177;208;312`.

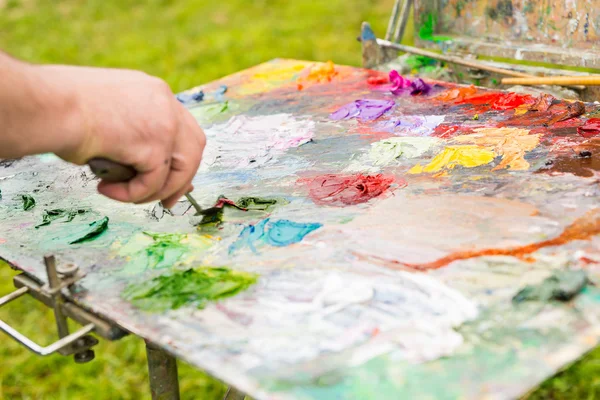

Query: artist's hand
36;65;205;209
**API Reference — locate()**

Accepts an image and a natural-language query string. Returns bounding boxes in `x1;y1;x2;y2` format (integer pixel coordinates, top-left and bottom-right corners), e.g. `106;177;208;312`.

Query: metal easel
0;254;248;400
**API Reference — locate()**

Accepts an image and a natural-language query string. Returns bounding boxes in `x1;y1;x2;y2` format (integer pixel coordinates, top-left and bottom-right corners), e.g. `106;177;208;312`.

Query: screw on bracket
44;255;96;363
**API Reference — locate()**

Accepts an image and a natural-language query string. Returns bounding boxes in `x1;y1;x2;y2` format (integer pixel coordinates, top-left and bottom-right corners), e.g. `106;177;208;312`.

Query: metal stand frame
146;341;181;400
144;341;247;400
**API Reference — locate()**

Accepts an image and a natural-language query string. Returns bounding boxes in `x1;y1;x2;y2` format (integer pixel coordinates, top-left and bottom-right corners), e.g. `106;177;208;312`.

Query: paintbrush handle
88;158;203;213
88;158;137;182
501;76;600;86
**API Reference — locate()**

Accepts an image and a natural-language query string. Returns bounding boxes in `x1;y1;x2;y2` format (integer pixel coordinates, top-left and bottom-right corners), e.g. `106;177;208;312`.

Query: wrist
27;64;86;160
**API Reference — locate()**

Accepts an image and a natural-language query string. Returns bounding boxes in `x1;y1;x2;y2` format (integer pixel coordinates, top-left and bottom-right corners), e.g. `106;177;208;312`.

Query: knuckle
153;78;173;96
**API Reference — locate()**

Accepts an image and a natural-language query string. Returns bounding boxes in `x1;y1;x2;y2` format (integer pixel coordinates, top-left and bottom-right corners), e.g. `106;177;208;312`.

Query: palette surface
1;59;600;399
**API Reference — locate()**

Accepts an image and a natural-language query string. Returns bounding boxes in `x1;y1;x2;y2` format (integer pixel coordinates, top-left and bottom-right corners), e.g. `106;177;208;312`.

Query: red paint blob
578;118;600;138
367;76;389;85
457;92;534;112
305;174;398;206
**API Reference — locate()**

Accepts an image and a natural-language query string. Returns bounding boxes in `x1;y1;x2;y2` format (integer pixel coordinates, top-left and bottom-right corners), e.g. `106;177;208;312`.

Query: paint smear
514;93;555;115
381;71;432;96
235;197;283;211
229;218;322;254
578;118;600;138
21;194;35;211
402;208;600;270
453;127;540;171
377;115;445;136
513;270;588;303
68;217;109;245
456;92;534;112
35;208;88;229
188;101;237;123
369;137;440;166
503;100;586;127
176;90;204;104
253;63;307;81
194;196;248;227
536;138;600;178
304;174;397;206
122;267;258;312
409;146;495;174
434;85;478;102
117;232;214;274
232;62;309;96
329;100;395;121
297;61;338;90
201;114;314;170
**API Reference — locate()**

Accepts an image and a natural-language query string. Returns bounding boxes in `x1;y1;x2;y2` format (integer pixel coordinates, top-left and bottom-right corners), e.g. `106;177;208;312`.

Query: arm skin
0;52;205;208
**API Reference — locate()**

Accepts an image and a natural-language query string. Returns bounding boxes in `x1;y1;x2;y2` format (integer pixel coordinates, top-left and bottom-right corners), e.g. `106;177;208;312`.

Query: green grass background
1;0;599;398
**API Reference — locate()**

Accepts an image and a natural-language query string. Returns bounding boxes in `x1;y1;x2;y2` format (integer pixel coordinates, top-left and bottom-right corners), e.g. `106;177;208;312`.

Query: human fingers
151;109;205;208
96;148;171;204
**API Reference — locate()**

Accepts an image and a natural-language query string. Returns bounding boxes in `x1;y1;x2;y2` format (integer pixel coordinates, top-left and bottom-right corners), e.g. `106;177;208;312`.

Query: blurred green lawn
1;0;600;399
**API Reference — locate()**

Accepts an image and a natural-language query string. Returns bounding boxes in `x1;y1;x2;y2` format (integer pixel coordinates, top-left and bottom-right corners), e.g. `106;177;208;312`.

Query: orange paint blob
434;85;477;102
297;61;339;90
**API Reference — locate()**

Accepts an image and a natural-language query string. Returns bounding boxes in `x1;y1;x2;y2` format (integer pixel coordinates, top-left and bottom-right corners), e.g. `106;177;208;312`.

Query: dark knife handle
88;158;137;183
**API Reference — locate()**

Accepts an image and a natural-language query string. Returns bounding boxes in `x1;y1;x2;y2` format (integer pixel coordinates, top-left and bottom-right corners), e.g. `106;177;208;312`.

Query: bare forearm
0;52;78;158
0;52;205;208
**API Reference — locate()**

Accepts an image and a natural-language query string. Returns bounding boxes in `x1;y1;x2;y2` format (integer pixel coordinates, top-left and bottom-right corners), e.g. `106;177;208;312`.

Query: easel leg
146;341;180;400
223;386;246;400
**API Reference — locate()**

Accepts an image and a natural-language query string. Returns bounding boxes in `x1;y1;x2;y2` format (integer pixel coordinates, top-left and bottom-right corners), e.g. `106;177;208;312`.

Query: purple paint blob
329;99;395;121
389;70;411;95
384;70;432;97
377;115;445;136
410;78;431;96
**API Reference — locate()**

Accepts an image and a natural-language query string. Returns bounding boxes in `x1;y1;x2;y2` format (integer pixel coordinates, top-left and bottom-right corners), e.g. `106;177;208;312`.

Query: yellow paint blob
409;145;495;174
514;106;529;116
453;127;540;171
253;63;308;81
232;61;309;96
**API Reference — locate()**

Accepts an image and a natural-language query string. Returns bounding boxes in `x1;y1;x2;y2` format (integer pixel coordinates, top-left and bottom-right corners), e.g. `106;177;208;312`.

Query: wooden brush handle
88;158;137;182
502;76;600;86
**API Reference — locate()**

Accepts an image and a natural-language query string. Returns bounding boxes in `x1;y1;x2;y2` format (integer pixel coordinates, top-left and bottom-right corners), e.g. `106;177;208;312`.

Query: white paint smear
201;113;314;171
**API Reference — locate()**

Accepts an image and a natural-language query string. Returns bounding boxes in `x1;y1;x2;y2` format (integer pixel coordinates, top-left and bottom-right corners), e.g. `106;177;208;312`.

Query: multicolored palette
1;59;600;399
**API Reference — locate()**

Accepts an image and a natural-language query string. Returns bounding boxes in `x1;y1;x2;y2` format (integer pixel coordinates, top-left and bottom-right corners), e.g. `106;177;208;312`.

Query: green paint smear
188;101;237;122
68;217;109;244
137;232;188;270
117;231;215;275
418;13;452;42
513;270;588;303
123;267;258;312
236;196;286;211
21;194;35;211
35;208;88;229
370;137;439;166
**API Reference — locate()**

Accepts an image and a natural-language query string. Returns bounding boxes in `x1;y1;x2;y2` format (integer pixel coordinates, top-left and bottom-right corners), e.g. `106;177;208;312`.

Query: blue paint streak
229;219;268;254
214;85;228;102
229;218;322;254
176;91;204;104
263;220;322;247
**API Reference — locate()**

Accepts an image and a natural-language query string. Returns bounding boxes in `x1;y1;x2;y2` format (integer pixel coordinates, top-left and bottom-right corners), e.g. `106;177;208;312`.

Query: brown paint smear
501;101;586;127
537;138;600;178
362;208;600;271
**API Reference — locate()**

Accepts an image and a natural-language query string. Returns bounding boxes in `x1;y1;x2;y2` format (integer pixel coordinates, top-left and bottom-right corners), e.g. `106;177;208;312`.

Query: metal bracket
0;255;128;363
